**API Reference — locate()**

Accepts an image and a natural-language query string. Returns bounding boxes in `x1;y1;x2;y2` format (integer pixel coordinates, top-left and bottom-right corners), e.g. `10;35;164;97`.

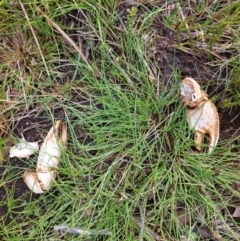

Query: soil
1;3;240;240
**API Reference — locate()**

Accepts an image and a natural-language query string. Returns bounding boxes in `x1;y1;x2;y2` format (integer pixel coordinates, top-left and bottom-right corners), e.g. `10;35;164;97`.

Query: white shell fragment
23;120;67;193
181;77;219;153
23;171;46;194
9;139;39;158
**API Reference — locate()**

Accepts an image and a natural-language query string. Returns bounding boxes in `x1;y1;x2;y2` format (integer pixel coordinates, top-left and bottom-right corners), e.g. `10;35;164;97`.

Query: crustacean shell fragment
23;120;67;193
180;77;219;153
9;139;39;158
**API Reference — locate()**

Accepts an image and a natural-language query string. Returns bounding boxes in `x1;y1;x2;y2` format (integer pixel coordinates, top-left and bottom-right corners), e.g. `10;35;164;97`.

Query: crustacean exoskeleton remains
23;120;67;193
180;77;219;153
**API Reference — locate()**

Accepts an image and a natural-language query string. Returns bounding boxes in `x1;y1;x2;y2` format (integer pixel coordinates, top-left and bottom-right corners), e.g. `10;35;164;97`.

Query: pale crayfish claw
23;120;67;193
181;77;219;154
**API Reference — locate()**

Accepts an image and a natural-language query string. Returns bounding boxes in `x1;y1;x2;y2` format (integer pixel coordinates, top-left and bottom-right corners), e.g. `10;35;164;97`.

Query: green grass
1;0;240;240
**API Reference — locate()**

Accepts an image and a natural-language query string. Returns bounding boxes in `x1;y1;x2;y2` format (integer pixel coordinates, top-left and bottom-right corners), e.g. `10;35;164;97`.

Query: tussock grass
0;1;240;240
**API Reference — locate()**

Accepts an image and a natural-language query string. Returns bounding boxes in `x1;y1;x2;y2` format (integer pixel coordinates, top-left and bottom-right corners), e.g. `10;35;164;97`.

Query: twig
37;8;94;73
54;225;112;237
18;0;50;76
132;217;163;241
135;199;163;241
